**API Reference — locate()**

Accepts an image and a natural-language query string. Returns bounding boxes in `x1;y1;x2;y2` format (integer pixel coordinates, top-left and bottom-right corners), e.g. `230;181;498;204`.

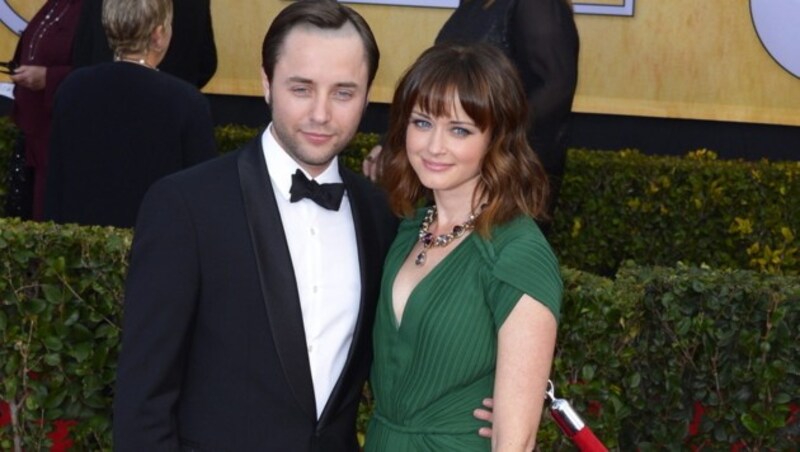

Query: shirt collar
262;123;343;202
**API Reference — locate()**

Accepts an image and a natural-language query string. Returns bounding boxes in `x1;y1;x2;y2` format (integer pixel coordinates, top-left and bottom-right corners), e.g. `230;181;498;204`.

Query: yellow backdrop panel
206;1;451;102
573;0;800;126
2;0;798;126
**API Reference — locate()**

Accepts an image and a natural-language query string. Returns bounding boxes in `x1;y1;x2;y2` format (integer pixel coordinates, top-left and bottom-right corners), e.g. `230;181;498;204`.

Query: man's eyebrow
284;77;360;89
334;82;359;89
286;76;312;84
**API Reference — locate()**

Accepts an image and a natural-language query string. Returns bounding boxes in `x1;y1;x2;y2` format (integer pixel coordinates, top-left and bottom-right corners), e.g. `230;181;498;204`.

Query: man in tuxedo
112;1;397;450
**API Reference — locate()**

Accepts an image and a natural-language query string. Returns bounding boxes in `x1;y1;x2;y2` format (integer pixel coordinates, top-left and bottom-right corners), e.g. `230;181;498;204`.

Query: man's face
262;25;370;177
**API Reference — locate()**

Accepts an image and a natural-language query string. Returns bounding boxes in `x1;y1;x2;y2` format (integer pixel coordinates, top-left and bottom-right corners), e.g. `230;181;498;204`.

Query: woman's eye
411;119;432;129
452;127;471;137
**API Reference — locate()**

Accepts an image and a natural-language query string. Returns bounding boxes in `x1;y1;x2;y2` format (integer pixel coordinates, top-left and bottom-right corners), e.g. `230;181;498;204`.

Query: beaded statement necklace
27;0;73;62
415;205;477;266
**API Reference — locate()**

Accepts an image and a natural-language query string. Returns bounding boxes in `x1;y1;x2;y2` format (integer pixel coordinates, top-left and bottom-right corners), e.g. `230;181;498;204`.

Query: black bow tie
289;169;346;211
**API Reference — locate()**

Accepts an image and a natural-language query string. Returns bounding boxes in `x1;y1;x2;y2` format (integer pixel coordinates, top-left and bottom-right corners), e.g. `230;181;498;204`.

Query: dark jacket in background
44;62;217;228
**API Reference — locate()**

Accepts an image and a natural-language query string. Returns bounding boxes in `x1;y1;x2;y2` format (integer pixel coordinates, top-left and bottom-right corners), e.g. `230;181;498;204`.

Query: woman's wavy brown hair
379;43;550;236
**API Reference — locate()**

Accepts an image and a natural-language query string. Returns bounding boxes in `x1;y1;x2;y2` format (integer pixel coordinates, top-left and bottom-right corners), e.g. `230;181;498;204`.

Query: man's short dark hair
261;0;380;88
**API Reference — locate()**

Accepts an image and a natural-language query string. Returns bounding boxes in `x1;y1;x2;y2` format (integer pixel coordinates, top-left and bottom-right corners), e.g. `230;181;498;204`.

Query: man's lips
302;131;334;145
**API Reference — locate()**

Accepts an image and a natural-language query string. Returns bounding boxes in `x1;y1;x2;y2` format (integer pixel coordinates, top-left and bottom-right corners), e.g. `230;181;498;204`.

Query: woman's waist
371;373;494;434
371;410;483;435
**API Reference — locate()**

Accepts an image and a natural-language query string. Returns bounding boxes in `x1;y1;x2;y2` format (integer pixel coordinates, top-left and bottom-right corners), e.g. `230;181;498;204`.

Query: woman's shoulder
477;215;563;321
493;214;544;238
471;215;557;268
482;215;548;251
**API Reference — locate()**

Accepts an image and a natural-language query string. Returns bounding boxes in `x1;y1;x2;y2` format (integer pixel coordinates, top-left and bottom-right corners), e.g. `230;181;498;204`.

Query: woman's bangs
413;72;491;130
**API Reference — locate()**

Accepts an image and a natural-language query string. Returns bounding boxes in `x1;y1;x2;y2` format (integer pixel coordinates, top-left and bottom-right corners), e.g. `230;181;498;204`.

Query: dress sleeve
483;221;563;327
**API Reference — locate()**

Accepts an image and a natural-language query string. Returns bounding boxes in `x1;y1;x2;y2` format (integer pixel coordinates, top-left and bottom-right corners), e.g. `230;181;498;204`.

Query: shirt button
308;345;314;352
310;227;316;236
312;285;318;293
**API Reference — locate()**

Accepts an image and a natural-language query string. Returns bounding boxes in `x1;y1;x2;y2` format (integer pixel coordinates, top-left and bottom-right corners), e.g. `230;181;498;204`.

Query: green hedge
0;219;131;450
552;263;800;449
1;219;798;449
551;148;799;277
0;117;20;210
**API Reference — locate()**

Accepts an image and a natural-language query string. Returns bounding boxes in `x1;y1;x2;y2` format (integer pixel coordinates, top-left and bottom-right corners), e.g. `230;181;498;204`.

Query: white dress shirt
261;125;361;418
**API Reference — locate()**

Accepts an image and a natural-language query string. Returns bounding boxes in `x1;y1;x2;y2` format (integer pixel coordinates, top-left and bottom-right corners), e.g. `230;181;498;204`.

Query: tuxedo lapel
318;166;379;426
237;138;316;420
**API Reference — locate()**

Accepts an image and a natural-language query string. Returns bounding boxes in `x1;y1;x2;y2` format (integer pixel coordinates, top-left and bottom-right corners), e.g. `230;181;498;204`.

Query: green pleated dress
365;211;563;452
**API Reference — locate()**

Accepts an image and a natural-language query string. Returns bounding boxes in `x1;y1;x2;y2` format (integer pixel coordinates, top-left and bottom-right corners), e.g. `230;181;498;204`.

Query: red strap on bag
546;380;608;452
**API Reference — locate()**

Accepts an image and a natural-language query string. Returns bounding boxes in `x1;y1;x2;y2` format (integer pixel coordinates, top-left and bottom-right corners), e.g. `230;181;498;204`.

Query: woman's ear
150;24;171;54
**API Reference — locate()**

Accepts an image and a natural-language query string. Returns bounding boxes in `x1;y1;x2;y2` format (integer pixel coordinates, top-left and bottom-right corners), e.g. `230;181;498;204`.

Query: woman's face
405;93;491;198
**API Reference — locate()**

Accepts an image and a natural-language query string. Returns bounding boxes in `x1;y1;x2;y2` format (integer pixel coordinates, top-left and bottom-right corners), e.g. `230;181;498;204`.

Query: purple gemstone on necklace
422;233;433;246
453;225;464;235
415;251;426;266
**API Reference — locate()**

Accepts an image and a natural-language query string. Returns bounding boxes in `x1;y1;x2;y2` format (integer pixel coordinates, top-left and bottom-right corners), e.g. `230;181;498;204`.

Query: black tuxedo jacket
113;137;398;451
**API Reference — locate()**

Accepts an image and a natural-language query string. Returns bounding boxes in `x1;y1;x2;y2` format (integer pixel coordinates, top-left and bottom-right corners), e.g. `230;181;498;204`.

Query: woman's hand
11;65;47;91
474;397;494;438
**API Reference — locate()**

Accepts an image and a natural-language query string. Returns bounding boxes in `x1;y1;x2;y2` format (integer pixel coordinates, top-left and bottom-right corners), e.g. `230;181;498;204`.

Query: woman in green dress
365;43;563;451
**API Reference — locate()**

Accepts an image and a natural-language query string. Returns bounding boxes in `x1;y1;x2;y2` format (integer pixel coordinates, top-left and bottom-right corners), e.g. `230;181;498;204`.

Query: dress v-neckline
389;232;474;331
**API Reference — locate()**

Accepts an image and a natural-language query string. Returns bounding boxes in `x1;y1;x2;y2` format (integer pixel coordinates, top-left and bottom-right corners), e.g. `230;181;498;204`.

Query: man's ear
261;68;271;105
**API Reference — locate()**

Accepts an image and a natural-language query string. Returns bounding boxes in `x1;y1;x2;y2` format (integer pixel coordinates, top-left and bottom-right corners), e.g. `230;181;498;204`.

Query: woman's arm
491;294;558;451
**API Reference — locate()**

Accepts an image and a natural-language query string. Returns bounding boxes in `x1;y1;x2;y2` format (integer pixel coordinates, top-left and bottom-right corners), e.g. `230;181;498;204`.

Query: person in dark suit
44;0;217;228
71;0;217;88
111;1;397;450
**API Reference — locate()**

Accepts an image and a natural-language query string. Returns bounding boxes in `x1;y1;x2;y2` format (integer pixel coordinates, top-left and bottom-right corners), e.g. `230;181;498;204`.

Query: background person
112;1;397;450
72;0;217;88
366;43;562;451
8;0;83;220
43;0;216;228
